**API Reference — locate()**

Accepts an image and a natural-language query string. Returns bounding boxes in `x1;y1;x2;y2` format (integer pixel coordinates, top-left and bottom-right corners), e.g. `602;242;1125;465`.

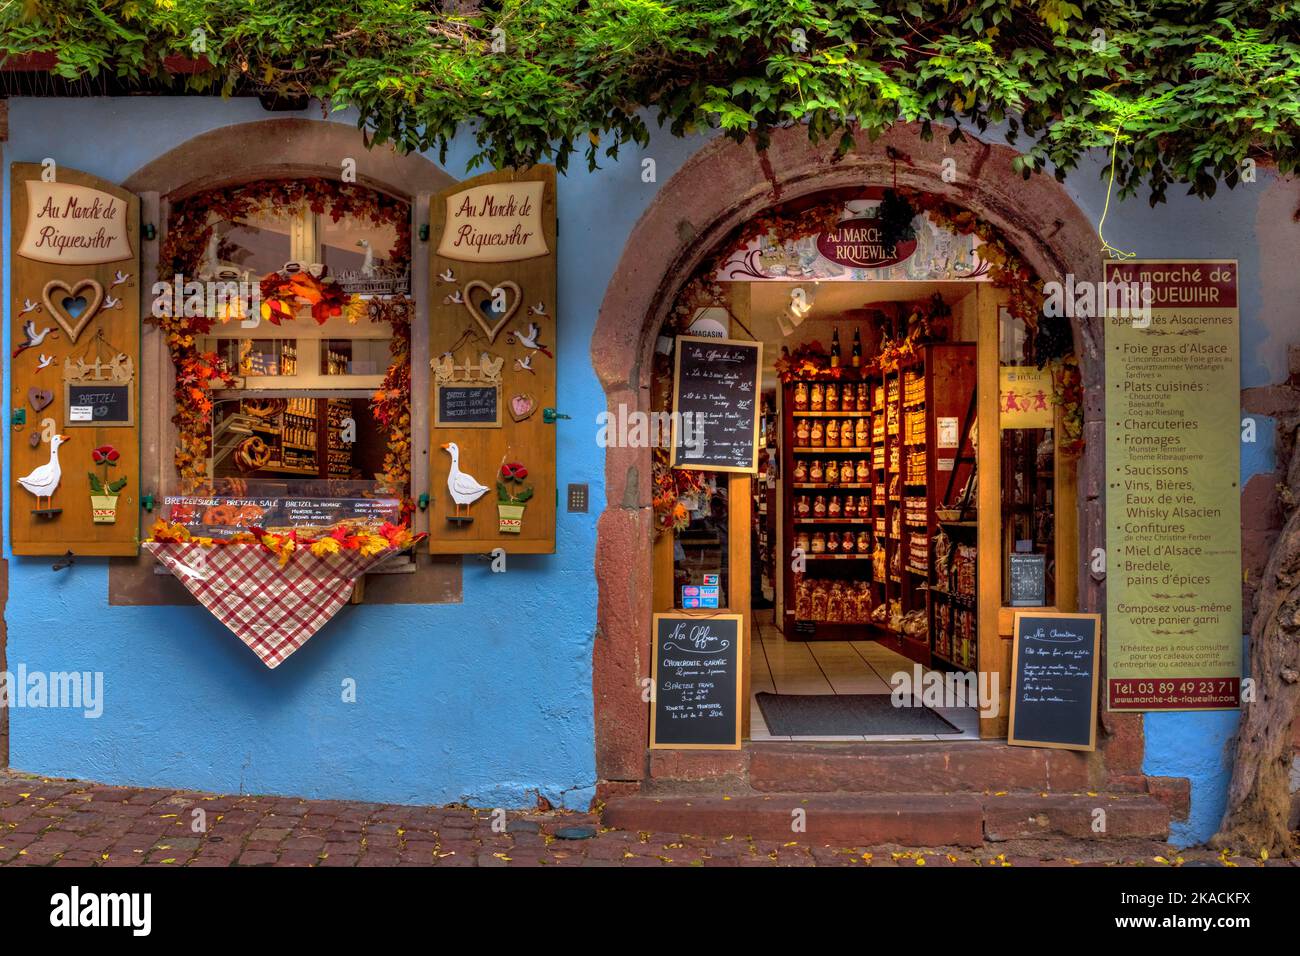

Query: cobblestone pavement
0;771;1291;868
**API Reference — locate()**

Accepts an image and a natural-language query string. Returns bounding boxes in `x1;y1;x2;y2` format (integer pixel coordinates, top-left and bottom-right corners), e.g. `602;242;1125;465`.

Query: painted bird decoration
440;442;490;518
18;432;68;510
13;319;55;358
514;322;552;358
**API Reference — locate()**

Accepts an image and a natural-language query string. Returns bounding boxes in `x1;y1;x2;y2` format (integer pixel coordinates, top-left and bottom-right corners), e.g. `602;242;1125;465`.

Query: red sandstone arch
589;122;1139;789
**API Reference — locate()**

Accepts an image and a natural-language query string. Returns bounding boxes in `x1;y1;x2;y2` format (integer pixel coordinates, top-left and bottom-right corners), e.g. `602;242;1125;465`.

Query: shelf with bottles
792;529;874;558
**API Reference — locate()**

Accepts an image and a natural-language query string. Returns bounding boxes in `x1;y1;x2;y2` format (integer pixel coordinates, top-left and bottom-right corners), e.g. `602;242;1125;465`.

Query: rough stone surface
6;770;1272;867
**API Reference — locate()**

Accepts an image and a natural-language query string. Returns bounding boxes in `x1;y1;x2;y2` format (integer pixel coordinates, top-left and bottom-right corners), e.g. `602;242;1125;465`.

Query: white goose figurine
440;442;490;518
19;433;69;510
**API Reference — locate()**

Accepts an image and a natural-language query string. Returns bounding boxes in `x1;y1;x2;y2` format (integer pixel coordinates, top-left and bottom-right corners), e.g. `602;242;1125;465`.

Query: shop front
1;99;1279;847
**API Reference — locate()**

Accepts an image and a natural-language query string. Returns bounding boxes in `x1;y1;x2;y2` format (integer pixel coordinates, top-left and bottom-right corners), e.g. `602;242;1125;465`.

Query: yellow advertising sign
999;365;1054;429
1103;260;1241;711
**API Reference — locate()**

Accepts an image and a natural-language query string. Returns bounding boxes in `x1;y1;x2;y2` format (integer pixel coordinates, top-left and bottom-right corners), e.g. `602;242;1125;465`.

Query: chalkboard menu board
670;335;762;473
435;383;501;427
1009;611;1101;751
65;382;133;427
1009;552;1047;606
650;612;743;750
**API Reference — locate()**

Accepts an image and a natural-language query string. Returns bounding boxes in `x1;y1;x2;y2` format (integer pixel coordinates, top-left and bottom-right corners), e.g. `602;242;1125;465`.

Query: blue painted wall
4;99;1289;843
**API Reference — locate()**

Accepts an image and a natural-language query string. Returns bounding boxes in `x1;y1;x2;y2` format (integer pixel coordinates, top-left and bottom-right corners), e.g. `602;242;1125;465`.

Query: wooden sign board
650;612;743;750
1008;611;1101;751
427;166;556;554
9;164;140;556
670;335;762;474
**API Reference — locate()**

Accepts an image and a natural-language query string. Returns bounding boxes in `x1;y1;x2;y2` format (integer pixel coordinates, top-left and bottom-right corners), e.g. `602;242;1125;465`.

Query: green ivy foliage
2;1;1297;203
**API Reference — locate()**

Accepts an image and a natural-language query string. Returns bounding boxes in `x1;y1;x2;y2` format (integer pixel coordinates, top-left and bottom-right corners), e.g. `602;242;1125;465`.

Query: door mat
755;692;960;737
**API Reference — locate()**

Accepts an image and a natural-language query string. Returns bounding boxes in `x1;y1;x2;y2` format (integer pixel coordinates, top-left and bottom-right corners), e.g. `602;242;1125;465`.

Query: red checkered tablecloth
145;542;396;668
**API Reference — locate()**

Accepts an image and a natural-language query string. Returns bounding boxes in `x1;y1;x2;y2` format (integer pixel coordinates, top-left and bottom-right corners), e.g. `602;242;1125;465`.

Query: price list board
1103;260;1242;711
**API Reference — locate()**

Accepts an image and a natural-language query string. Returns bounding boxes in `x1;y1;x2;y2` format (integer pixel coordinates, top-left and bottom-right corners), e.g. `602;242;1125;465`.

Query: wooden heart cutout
461;279;520;343
42;277;103;344
28;387;53;412
509;393;537;422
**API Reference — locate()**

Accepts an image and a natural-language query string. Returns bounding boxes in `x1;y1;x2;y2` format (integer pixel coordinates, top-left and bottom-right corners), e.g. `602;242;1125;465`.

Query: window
176;183;410;494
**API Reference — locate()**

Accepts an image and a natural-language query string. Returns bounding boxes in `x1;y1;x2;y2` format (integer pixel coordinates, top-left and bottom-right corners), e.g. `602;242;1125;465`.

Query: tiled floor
750;622;981;742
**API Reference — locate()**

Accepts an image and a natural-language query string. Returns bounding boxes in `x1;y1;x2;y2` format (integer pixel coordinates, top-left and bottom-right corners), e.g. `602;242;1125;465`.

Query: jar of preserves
796;495;811;517
811;532;827;555
857;530;872;552
855;418;870;446
794;381;809;410
796;419;810;445
824;383;839;412
810;420;824;447
841;419;856;448
813;495;827;518
809;459;824;482
825;418;840;447
826;531;840;553
824;459;840;484
793;459;808;482
856;459;871;482
810;382;824;412
828;496;842;518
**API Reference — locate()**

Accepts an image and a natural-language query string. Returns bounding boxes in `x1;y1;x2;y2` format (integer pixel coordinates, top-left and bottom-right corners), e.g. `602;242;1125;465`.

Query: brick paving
0;770;1291;868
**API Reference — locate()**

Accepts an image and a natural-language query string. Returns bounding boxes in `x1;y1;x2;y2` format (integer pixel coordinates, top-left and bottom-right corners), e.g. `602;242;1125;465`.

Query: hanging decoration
42;277;104;344
259;270;350;325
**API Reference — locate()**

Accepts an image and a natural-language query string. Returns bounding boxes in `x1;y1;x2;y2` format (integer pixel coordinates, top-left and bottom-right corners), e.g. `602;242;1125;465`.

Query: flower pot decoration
496;461;534;534
88;445;128;524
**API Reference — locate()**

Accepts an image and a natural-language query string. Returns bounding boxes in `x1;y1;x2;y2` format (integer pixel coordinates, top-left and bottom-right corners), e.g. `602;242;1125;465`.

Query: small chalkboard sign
435;383;501;428
65;382;134;427
670;335;762;474
1009;552;1047;606
650;612;743;750
1008;611;1101;751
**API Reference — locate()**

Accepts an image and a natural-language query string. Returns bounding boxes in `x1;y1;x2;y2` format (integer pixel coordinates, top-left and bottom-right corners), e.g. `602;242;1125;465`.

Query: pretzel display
202;504;241;526
234;436;271;472
242;397;281;418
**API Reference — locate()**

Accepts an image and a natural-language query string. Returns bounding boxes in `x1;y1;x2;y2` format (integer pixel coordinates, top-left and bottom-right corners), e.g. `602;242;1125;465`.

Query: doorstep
642;740;1107;794
599;740;1177;849
600;791;1171;849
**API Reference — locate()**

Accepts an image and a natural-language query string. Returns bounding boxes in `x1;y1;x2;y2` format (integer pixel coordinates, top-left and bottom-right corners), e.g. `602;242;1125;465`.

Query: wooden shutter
427;166;557;554
9;163;141;556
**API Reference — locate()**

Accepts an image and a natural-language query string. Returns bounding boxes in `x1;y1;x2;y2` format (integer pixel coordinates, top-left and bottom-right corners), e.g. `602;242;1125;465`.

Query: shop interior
666;280;1057;742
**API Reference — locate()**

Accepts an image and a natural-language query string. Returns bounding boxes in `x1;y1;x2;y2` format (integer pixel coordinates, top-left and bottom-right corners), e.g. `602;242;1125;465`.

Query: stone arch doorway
590;123;1143;793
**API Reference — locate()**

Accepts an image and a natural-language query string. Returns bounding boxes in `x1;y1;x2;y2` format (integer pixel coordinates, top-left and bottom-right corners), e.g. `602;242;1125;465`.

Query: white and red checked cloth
145;542;396;668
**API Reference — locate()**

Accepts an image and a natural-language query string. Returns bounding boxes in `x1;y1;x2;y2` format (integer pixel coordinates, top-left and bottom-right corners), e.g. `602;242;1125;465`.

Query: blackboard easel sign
670;335;762;474
1008;611;1101;751
649;612;743;750
434;383;501;428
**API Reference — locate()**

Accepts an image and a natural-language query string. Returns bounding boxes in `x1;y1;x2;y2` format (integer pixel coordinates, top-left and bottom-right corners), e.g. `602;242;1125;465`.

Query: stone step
602;791;1170;848
745;741;1097;794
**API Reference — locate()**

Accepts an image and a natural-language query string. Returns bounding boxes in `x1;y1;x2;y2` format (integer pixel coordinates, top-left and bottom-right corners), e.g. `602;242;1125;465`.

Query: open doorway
653;270;1069;743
